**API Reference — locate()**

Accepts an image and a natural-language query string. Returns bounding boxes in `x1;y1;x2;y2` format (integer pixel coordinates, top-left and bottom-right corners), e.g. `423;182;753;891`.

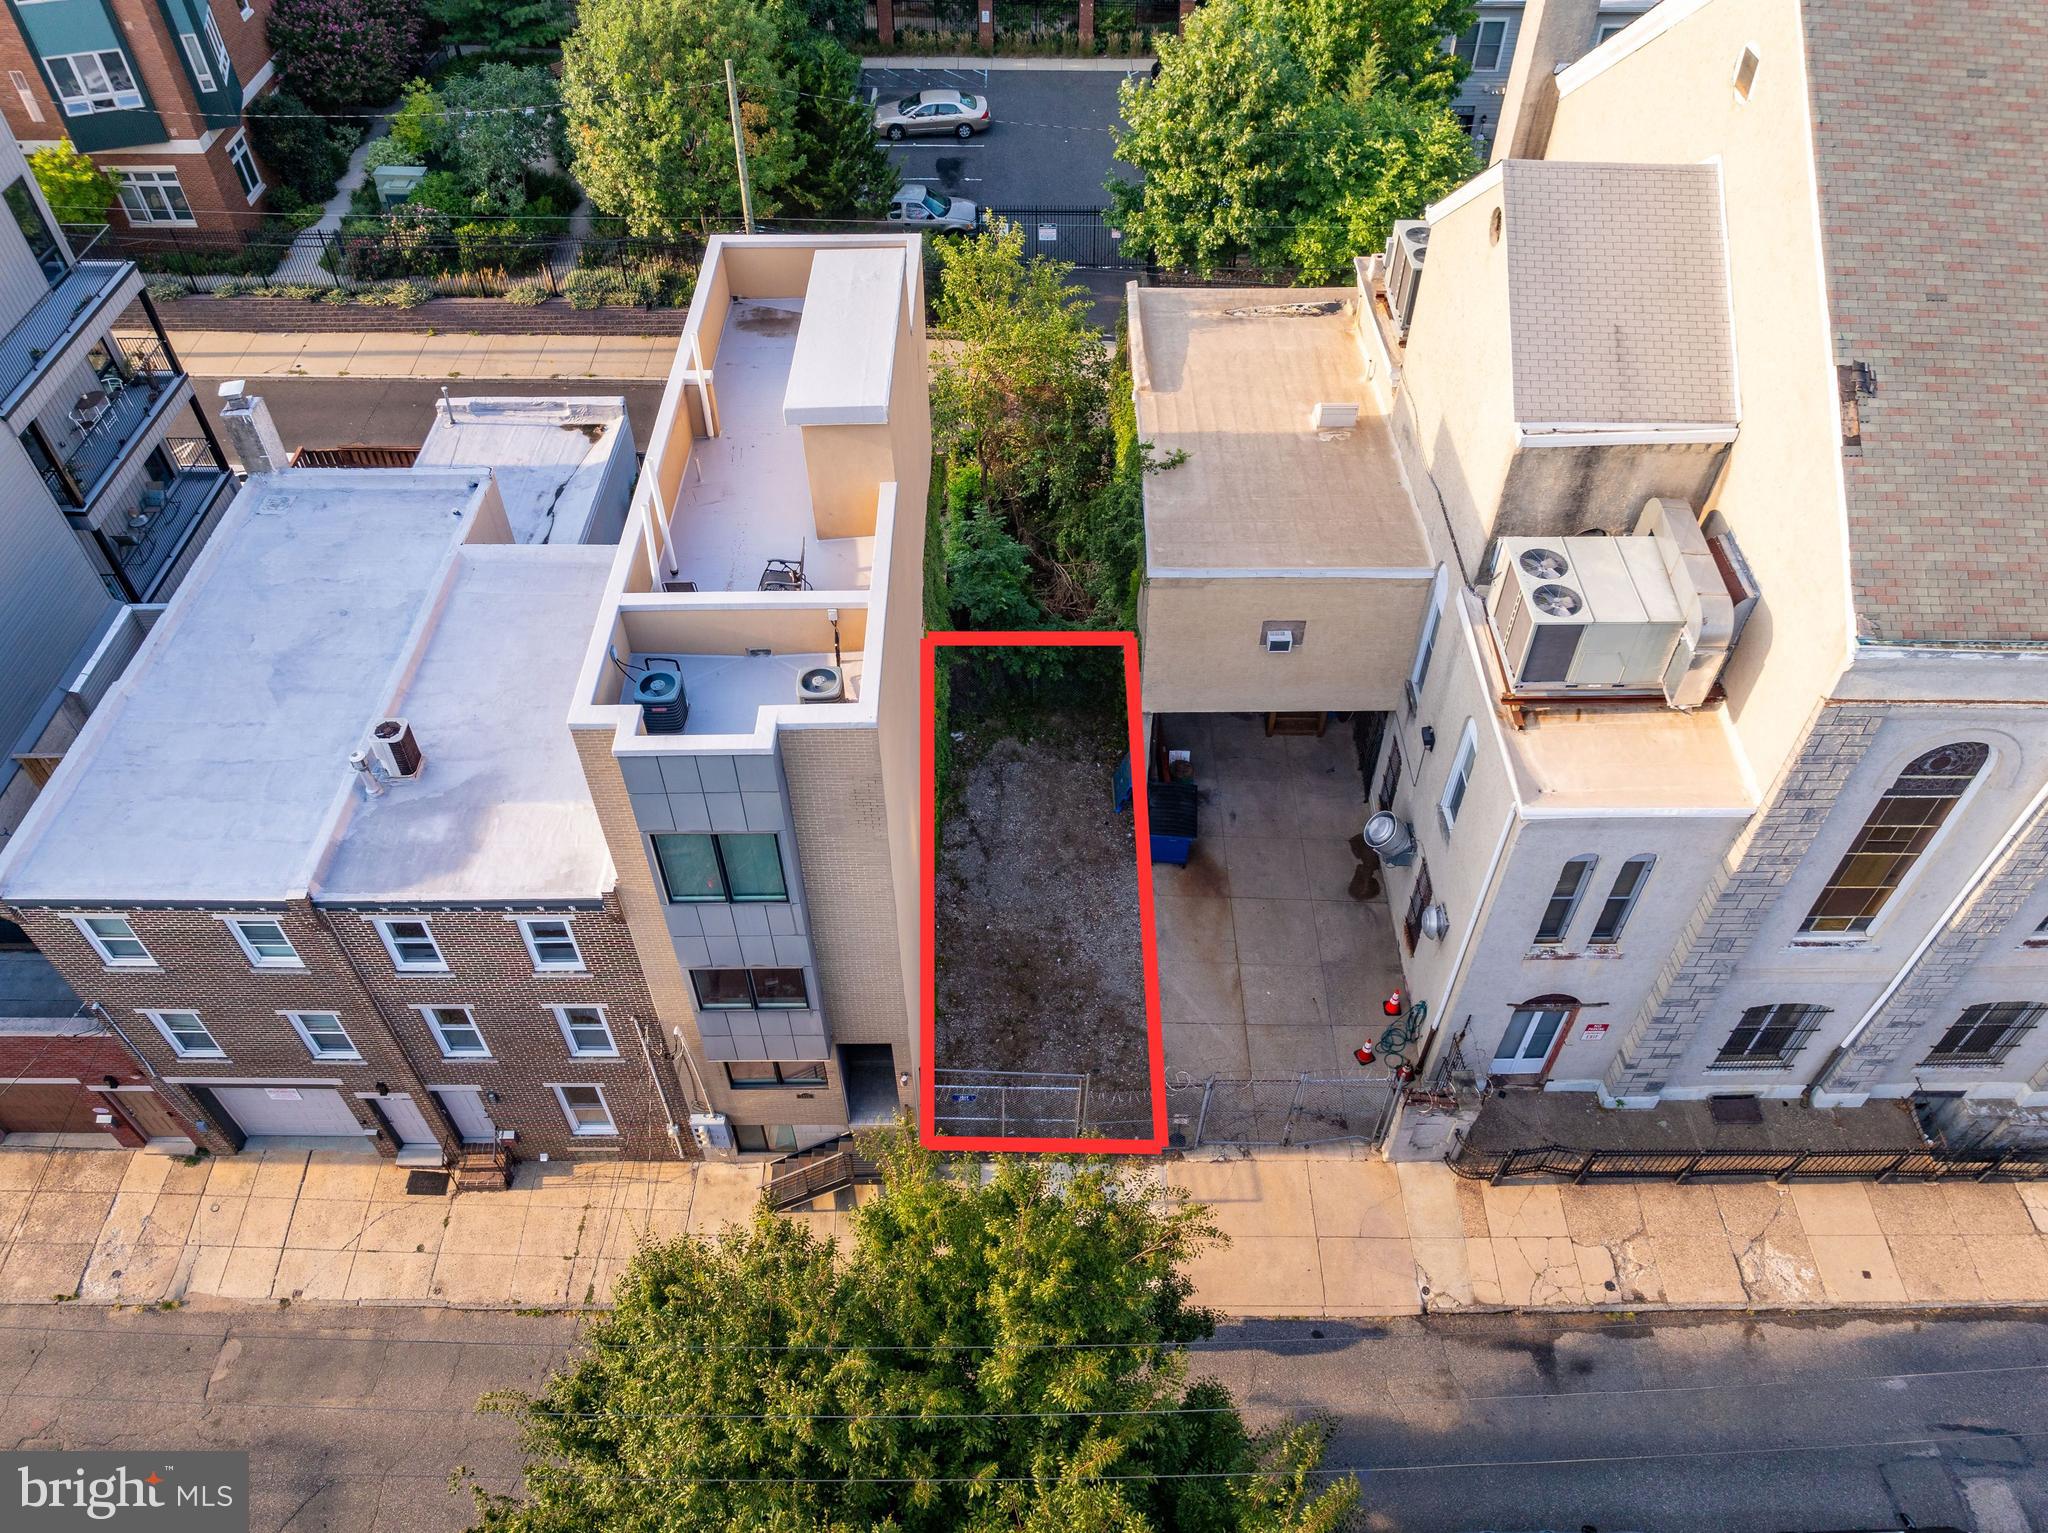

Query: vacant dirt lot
933;660;1152;1137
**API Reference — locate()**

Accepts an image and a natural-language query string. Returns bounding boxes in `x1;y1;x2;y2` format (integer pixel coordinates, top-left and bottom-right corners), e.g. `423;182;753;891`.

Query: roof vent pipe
350;750;385;798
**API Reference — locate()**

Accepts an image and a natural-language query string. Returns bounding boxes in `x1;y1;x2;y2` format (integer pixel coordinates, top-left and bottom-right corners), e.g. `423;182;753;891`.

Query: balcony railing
41;338;185;509
85;442;231;601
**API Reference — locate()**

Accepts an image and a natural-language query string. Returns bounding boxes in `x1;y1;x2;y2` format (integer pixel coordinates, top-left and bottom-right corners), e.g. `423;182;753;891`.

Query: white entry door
430;1086;498;1144
1492;1005;1572;1075
374;1092;439;1150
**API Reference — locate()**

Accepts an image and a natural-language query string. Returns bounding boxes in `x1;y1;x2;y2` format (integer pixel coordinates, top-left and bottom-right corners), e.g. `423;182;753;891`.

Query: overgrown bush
245;90;351;203
561;259;695;309
504;276;552;305
144;277;187;303
268;0;425;112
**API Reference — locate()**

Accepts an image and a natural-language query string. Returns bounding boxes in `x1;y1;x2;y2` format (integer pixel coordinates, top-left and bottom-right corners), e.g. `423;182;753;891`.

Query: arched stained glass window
1800;743;1988;934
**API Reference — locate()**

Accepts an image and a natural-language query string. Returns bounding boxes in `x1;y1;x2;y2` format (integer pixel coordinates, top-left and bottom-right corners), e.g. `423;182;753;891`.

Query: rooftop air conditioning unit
797;665;845;704
632;660;689;734
1486;536;1685;695
368;717;424;779
1384;220;1429;340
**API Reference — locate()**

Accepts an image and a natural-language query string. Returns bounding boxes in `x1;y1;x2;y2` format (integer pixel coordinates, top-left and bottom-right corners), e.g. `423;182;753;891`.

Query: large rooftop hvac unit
632;660;689;734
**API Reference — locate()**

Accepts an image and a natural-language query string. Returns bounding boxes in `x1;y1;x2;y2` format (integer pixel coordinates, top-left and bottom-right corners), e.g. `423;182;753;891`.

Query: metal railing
764;1141;882;1209
932;1068;1095;1137
1450;1141;2048;1185
1159;1074;1401;1150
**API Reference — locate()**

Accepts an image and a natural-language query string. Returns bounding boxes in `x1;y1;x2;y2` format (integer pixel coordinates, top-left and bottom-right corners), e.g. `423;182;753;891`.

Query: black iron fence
1451;1141;2048;1186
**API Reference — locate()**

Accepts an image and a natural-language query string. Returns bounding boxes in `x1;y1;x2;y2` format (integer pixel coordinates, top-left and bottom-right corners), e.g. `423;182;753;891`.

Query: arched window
1589;855;1656;944
1800;743;1989;934
1533;856;1597;945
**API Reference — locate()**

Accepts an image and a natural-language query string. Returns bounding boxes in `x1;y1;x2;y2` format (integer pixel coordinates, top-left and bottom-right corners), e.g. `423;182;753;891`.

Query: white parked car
887;185;978;232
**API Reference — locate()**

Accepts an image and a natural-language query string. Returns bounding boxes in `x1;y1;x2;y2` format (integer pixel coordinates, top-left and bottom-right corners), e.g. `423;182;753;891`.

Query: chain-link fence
1159;1075;1401;1150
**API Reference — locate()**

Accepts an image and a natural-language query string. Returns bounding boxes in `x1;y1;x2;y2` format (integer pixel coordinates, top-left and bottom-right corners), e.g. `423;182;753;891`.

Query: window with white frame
1533;856;1596;945
227;916;299;968
114;169;195;226
76;914;154;967
519;918;584;971
423;1006;489;1058
178;33;216;93
1438;721;1477;836
1405;568;1447;714
1589;855;1655;945
552;1084;616;1136
376;917;446;971
286;1010;360;1059
201;7;230;77
553;1005;617;1057
1455;17;1508;71
226;131;261;201
146;1008;222;1058
42;50;143;115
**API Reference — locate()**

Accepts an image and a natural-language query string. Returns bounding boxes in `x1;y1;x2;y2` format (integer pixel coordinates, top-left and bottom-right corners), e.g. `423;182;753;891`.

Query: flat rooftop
414;396;633;545
625;651;864;739
1130;287;1431;573
0;470;614;904
666;298;874;592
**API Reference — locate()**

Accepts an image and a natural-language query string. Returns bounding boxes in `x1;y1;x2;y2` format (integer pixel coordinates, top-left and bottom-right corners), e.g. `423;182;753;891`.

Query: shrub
505;276;552;305
362;136;424;177
246;91;350;202
405;169;482;221
386;78;442;164
268;0;425;113
439;62;564;209
560;265;619;309
144;277;188;303
28;142;115;224
357;278;434;307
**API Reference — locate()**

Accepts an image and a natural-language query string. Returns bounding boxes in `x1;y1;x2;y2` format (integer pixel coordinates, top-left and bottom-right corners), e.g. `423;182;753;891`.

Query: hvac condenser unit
1384;220;1429;340
632;661;689;734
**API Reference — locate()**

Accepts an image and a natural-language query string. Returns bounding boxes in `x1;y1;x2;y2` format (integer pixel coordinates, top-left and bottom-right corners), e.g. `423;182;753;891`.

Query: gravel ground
934;686;1152;1134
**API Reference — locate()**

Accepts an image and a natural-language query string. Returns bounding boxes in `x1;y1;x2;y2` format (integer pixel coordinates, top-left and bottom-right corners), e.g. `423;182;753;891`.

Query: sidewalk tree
268;0;426;113
1110;0;1479;280
560;0;797;235
27;144;115;225
468;1129;1357;1533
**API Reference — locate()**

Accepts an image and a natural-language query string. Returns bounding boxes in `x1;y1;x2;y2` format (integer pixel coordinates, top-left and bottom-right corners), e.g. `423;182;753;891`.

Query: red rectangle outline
920;630;1168;1154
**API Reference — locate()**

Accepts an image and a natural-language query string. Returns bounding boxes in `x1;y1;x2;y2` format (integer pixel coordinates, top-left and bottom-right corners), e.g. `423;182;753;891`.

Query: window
1534;856;1597;945
733;1123;798;1153
1597;22;1631;44
76;914;154;967
3;177;62;285
652;832;788;904
423;1006;489;1058
1923;1003;2046;1067
1406;569;1447;713
1733;45;1760;100
552;1084;616;1136
285;1010;359;1059
1493;998;1575;1073
1438;721;1477;836
1376;738;1403;813
42;49;143;115
114;169;195;226
725;1061;828;1090
376;918;446;971
553;1005;618;1057
1402;859;1434;953
226;131;262;201
1588;856;1655;945
1455;17;1508;70
1711;1004;1829;1070
227;917;300;968
692;968;810;1010
179;33;216;93
1800;743;1989;935
201;8;230;77
518;918;584;971
146;1009;222;1058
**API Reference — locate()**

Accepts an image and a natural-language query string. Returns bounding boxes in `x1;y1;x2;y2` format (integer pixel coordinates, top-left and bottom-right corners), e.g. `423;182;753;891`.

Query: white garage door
213;1086;363;1138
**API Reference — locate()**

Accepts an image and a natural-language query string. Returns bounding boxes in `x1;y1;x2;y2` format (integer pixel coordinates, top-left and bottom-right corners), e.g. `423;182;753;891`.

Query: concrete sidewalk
5;1143;2048;1314
159;330;682;384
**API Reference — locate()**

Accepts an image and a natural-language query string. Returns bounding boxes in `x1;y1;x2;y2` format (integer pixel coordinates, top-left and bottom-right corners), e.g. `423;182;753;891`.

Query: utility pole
724;58;755;235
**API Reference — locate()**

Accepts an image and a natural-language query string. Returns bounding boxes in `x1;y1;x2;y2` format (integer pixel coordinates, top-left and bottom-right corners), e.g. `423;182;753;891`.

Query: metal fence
1160;1074;1402;1150
983;204;1149;272
931;1068;1097;1137
1450;1142;2048;1186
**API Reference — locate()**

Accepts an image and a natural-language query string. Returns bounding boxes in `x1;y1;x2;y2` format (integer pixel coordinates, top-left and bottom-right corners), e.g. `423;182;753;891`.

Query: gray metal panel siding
582;417;638;546
0;442;119;761
0;133;69;338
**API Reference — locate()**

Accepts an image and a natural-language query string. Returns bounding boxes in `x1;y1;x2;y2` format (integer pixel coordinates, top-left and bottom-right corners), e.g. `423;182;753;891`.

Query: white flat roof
0;471;494;904
318;545;616;902
414;396;632;545
780;247;901;426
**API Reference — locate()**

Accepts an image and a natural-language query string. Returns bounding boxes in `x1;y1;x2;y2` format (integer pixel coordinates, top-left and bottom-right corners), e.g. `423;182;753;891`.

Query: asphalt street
860;64;1137;209
6;1304;2047;1532
186;376;669;467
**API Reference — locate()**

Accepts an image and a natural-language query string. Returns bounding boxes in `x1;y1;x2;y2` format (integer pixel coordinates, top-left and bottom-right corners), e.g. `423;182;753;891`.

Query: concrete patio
1149;714;1404;1081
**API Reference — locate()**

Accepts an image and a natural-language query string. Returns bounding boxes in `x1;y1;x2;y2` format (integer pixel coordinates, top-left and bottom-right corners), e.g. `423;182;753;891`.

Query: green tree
27;143;115;225
561;0;796;236
779;36;893;220
425;0;572;56
1110;0;1479;280
932;221;1116;554
468;1130;1356;1533
245;90;353;202
439;63;566;208
386;78;443;165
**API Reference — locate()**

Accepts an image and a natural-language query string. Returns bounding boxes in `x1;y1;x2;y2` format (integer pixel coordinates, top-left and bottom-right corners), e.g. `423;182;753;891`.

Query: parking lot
861;64;1139;209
